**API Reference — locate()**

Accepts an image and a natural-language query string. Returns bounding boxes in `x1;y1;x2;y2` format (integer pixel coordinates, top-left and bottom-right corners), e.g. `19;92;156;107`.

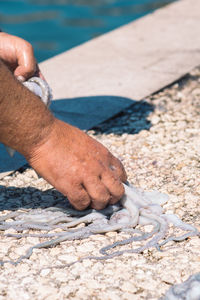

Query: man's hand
0;32;43;81
0;52;127;211
28;119;127;210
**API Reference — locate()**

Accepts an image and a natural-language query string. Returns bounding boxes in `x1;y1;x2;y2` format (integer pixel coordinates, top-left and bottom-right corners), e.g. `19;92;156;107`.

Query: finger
57;179;91;211
66;184;91;211
33;64;46;81
16;75;26;82
36;66;46;81
14;42;36;80
101;170;125;204
83;176;111;210
109;156;127;182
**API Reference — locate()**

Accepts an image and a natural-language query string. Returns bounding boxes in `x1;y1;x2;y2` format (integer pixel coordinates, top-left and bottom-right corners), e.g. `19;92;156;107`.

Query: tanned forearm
0;59;54;157
0;60;127;211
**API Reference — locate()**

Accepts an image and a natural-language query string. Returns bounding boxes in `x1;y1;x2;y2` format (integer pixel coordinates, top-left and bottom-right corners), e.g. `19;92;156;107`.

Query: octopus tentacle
157;214;200;247
0;181;199;266
1;227;93;266
100;215;161;255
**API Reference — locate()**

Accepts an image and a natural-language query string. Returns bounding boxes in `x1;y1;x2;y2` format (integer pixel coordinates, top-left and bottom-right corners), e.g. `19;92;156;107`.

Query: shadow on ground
91;99;154;135
0;95;154;174
0;96;154;211
0;185;70;211
0;96;154;209
51;95;154;134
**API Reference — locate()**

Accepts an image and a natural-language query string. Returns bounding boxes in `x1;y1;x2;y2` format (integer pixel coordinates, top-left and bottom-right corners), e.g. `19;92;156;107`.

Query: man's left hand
0;32;43;81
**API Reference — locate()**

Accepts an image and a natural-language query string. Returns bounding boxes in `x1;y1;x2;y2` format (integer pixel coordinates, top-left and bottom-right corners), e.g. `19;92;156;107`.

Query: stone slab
1;0;200;178
40;0;200;100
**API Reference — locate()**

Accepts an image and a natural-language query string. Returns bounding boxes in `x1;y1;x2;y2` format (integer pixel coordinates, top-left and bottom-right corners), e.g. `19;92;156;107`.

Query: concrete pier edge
40;0;200;101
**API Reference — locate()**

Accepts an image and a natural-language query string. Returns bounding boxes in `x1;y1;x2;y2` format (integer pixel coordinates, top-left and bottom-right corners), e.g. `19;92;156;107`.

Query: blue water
0;0;175;62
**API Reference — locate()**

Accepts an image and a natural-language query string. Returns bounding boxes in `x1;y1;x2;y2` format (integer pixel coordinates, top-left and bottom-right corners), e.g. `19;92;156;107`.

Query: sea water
0;0;175;62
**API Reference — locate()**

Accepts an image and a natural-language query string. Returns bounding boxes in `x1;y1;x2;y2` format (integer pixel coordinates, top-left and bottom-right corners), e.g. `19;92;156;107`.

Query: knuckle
118;168;127;182
69;196;90;211
115;183;125;199
80;196;91;209
106;175;125;199
109;196;119;205
110;181;124;199
90;185;110;203
67;185;91;211
111;159;127;182
76;202;89;211
112;156;122;168
89;185;110;210
91;199;108;210
24;41;34;52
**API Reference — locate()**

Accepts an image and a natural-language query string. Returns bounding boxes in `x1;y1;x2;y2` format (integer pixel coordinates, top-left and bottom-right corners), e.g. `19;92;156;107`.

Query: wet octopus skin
0;182;199;266
161;272;200;300
0;77;199;266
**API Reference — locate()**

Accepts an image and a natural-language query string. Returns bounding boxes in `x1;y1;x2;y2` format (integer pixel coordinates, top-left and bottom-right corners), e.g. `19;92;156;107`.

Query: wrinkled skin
28;119;127;210
0;32;127;210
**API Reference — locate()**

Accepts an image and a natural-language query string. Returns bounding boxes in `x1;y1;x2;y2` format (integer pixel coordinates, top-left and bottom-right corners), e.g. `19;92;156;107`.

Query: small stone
58;254;77;263
103;291;121;300
123;292;140;300
189;238;200;247
21;277;33;285
4;228;18;235
121;281;137;293
40;268;51;276
151;115;160;125
49;247;62;256
105;231;118;237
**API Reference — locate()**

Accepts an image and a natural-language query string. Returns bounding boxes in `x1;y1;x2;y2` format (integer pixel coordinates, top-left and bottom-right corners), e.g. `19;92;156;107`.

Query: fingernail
17;75;25;82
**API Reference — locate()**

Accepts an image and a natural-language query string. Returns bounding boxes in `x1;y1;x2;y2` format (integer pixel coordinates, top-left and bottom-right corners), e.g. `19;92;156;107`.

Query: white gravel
0;66;200;300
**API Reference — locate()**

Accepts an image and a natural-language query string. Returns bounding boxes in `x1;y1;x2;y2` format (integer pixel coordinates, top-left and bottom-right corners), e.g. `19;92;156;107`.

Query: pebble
0;66;200;299
121;281;138;293
40;268;51;276
151;115;160;125
58;254;77;263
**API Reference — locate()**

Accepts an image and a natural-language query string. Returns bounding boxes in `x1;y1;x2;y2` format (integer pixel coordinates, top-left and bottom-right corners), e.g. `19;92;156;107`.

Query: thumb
14;64;36;82
14;43;36;80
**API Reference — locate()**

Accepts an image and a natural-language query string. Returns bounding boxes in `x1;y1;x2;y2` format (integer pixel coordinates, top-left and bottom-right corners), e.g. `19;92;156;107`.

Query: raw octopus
161;272;200;300
0;77;199;267
0;182;199;266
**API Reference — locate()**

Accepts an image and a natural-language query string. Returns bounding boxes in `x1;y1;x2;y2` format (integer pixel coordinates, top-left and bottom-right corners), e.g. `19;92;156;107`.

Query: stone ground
0;66;200;300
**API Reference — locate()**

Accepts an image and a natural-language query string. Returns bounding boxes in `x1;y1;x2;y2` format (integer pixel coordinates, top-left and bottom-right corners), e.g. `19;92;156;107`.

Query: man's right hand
28;118;127;210
0;57;127;211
